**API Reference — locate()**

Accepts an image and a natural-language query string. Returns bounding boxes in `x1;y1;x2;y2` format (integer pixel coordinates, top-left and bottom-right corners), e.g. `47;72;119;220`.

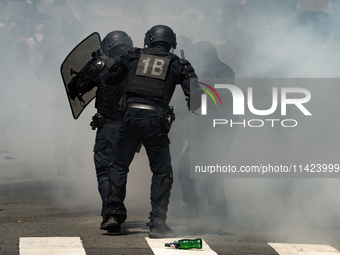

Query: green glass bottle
165;238;202;249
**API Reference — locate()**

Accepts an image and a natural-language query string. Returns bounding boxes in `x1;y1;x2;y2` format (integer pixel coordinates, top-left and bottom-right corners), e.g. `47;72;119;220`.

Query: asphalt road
2;130;340;255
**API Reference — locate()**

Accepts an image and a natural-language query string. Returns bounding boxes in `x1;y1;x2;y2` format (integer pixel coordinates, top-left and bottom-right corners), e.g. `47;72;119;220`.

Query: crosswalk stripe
268;242;340;255
19;236;340;254
19;237;86;255
145;237;218;254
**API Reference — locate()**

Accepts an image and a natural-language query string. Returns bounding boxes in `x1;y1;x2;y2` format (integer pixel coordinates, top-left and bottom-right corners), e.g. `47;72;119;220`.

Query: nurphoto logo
199;82;312;128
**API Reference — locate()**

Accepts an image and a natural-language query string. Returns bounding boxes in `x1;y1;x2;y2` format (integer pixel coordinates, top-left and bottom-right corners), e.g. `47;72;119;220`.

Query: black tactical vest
95;85;124;120
95;59;125;120
126;48;177;105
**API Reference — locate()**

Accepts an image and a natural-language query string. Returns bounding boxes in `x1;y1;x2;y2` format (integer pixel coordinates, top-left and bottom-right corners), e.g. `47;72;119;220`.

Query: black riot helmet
101;30;133;58
144;25;177;51
193;41;218;60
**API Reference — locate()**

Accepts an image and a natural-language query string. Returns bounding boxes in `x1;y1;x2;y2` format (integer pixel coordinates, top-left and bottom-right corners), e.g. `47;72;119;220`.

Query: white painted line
145;237;218;254
268;242;340;255
20;237;86;255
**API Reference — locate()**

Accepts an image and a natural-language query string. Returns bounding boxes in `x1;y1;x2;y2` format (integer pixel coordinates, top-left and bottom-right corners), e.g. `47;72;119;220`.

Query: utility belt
90;113;120;130
127;103;175;133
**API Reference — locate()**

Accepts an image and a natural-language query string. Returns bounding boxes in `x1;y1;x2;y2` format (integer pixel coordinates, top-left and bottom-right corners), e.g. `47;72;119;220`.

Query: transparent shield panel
60;32;101;119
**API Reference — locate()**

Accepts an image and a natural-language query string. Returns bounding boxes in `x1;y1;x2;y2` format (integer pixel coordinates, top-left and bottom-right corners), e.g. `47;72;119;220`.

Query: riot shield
60;32;101;119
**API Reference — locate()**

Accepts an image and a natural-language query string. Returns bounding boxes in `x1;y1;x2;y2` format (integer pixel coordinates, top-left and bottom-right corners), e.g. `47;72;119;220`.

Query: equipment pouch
159;105;175;133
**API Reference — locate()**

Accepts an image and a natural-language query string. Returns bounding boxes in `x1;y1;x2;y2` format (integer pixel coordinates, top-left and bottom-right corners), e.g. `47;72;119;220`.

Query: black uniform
71;31;133;222
178;40;235;219
92;60;125;218
104;43;202;237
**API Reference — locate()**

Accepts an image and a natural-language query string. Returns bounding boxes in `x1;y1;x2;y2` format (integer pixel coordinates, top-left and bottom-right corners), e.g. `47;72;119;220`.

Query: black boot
100;214;127;233
147;217;176;238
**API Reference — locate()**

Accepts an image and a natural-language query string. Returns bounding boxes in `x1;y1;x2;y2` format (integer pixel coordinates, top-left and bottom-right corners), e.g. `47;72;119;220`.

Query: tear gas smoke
1;0;340;240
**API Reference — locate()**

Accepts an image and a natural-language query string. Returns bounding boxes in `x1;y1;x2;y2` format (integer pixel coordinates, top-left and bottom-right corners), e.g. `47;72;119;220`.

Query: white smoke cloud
1;0;340;237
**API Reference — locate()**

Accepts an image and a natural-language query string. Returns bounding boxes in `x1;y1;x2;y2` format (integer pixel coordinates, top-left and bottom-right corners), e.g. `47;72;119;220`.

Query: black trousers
108;108;173;219
94;123;120;217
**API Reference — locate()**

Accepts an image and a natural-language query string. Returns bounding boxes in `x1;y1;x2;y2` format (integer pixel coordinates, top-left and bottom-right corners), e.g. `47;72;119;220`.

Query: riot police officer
177;41;235;227
101;25;202;238
73;31;133;229
94;31;134;229
178;40;235;219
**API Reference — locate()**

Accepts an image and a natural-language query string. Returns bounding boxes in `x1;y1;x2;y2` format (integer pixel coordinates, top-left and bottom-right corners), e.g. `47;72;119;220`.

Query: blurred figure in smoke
39;18;86;176
75;31;134;227
103;25;202;238
168;35;197;215
192;41;235;78
178;41;235;222
26;12;60;68
295;0;333;37
0;20;12;134
0;18;31;134
169;35;195;155
7;19;31;74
